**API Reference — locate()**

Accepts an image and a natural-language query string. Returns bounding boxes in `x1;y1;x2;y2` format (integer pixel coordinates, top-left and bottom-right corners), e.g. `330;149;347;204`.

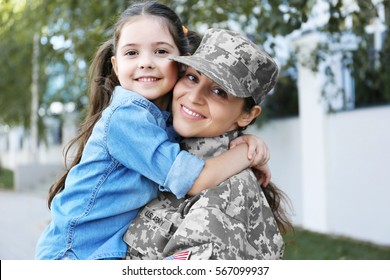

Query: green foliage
351;3;390;108
0;0;388;128
353;50;390;107
284;228;390;260
263;75;299;117
253;54;299;127
0;2;33;126
320;1;390;110
0;168;14;190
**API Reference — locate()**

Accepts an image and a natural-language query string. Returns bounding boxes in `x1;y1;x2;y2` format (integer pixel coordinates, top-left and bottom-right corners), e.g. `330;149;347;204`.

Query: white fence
248;105;390;246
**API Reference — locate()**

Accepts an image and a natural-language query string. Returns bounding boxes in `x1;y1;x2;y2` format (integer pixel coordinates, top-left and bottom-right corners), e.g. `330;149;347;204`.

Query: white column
293;32;328;232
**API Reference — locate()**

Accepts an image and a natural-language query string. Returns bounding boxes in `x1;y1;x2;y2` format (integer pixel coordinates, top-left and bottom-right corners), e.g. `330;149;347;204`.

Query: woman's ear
237;105;262;127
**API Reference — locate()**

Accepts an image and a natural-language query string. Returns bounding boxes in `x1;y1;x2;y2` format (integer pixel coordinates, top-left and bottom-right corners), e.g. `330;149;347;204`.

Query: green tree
0;0;388;130
0;0;34;126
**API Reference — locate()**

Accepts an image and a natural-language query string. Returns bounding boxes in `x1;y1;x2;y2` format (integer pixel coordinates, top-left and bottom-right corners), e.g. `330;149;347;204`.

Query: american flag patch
163;250;191;260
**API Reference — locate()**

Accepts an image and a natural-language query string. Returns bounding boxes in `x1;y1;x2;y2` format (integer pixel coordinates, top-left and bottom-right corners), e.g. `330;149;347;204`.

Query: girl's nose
138;54;155;69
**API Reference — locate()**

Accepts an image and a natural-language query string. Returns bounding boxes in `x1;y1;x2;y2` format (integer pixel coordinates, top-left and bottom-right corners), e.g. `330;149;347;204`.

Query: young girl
35;2;270;260
124;28;292;260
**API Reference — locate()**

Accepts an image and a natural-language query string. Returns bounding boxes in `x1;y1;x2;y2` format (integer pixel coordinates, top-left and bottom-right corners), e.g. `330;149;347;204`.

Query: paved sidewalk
0;190;51;260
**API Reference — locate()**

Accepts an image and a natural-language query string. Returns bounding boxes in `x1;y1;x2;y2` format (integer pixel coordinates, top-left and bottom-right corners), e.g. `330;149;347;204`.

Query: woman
123;28;292;260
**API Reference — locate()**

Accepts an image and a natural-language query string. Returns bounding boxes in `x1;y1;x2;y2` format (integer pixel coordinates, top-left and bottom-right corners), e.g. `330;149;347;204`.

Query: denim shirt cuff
159;151;205;198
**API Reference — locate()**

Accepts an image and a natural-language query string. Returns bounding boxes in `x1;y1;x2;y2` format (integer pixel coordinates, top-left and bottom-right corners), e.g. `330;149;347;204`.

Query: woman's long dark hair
242;97;293;235
263;181;293;235
48;1;190;208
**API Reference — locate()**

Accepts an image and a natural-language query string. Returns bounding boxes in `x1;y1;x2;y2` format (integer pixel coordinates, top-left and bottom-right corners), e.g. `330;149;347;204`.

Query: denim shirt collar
114;86;171;123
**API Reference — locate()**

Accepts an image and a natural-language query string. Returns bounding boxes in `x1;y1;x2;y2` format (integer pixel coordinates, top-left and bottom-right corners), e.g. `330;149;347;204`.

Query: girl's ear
237;105;262;127
111;56;118;75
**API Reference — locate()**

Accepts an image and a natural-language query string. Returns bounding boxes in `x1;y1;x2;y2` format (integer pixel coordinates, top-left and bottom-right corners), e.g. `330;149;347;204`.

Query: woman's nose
187;87;205;104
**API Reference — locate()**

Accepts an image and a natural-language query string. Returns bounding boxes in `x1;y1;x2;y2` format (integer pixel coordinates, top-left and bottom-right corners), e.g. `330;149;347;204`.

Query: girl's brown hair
48;1;189;208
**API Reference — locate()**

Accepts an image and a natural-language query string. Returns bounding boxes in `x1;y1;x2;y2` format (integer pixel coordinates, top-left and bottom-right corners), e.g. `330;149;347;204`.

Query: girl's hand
230;134;271;187
229;134;270;165
252;163;271;188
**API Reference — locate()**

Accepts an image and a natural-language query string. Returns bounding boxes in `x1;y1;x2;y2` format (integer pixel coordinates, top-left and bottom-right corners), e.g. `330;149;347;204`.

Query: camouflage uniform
123;131;284;260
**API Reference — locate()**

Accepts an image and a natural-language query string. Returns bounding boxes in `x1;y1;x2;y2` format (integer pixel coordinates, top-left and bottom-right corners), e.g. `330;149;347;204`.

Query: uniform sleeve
106;102;204;198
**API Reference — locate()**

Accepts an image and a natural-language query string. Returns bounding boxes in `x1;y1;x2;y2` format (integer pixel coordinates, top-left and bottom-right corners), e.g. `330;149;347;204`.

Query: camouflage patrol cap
172;28;279;104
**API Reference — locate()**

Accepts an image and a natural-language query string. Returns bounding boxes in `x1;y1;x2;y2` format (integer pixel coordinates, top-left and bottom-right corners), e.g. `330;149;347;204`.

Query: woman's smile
180;104;206;119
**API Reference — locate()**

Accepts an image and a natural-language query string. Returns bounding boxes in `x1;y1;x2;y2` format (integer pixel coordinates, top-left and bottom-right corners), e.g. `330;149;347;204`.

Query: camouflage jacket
123;131;284;260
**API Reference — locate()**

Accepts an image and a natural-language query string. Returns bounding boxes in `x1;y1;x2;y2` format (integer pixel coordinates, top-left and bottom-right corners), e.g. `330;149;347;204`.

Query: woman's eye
186;74;198;82
213;88;228;98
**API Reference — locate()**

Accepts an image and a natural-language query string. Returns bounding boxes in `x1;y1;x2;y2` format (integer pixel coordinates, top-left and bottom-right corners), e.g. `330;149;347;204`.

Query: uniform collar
180;130;240;160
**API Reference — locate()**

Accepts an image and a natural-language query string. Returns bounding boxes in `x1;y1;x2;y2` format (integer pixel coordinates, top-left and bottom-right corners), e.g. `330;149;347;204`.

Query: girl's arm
229;134;270;165
187;134;271;196
230;134;271;187
187;144;252;195
107;98;269;198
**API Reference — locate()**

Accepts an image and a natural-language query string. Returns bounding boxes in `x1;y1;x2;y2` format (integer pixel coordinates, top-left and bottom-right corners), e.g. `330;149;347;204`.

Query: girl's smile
136;76;160;83
135;76;162;88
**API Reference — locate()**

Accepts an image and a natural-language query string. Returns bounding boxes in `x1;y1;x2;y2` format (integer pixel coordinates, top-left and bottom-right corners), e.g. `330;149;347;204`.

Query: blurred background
0;0;389;259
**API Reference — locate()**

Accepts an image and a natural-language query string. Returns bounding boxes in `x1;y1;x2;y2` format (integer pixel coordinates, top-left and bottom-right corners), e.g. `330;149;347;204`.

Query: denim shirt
35;86;205;260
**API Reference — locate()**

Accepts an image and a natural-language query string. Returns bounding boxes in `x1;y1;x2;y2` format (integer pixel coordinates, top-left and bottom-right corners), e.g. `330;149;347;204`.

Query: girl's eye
125;50;138;56
155;49;169;55
212;88;228;98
